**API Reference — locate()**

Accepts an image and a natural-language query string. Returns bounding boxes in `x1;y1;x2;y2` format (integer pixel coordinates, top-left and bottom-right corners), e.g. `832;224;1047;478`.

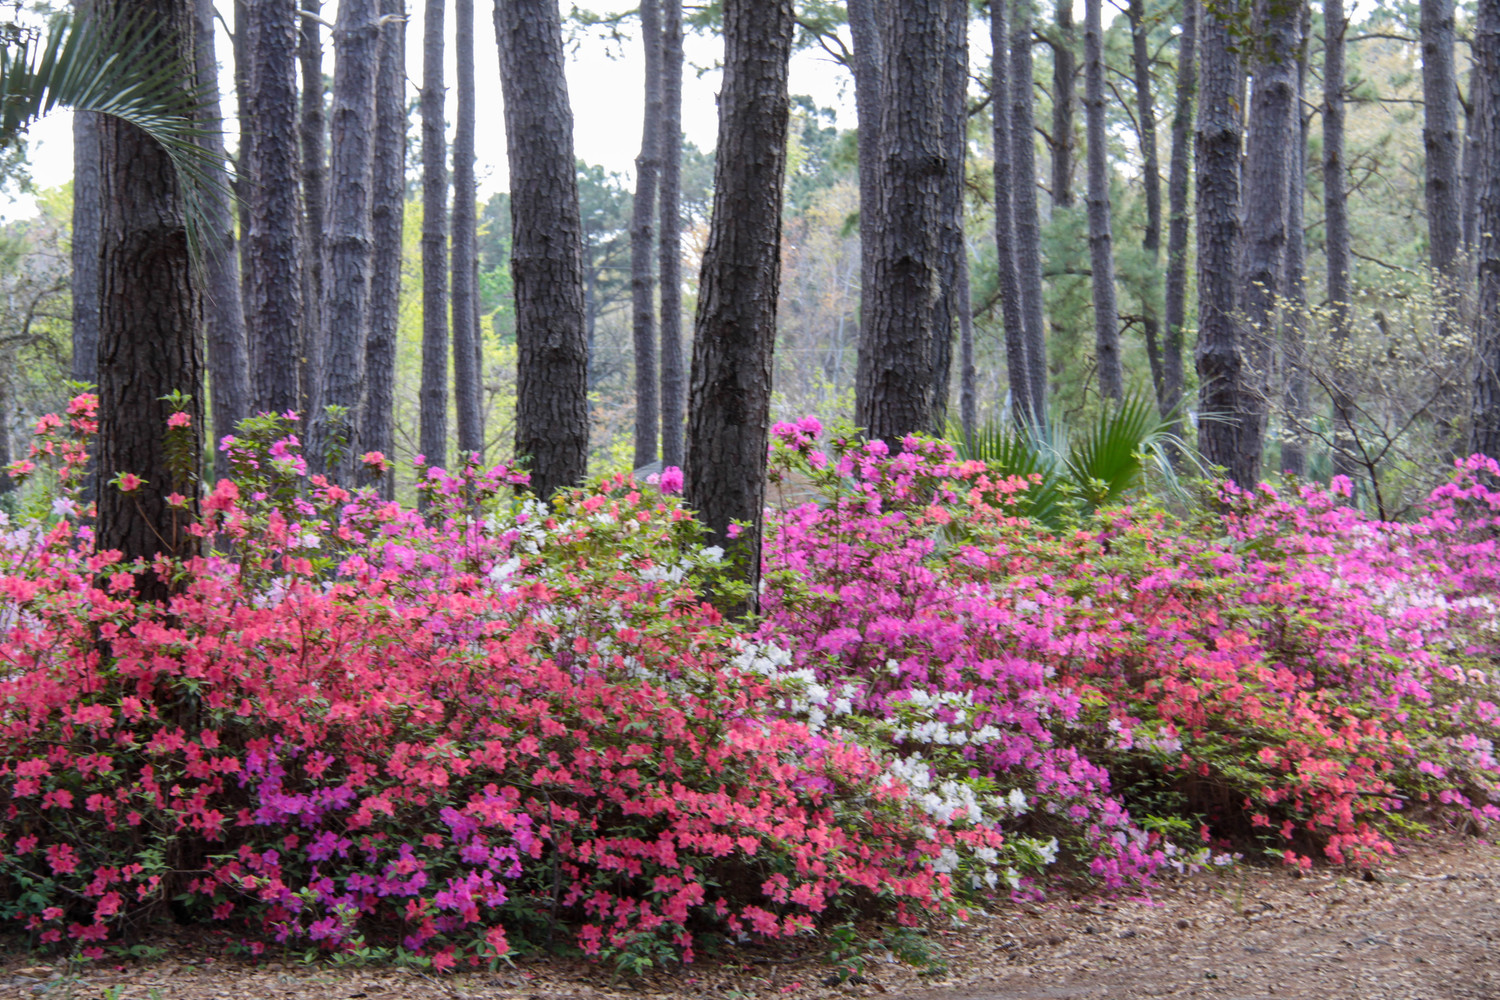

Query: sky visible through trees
7;0;850;210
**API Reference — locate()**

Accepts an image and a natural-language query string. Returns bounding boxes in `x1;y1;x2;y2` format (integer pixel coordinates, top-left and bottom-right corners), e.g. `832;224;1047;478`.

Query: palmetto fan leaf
950;414;1072;527
951;391;1202;527
0;13;222;249
1064;391;1186;508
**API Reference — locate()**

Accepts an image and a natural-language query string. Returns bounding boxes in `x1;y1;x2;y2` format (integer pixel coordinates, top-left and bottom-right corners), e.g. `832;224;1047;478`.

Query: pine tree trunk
452;0;483;461
419;0;449;474
1084;0;1121;401
1195;3;1250;485
584;227;599;388
958;240;977;442
300;0;327;416
1464;65;1485;257
71;109;102;506
234;0;255;347
631;0;663;468
248;0;304;417
194;0;251;479
1423;0;1467;453
311;0;380;481
1423;0;1464;283
658;0;685;467
365;0;405;498
930;0;968;433
1050;0;1075;208
1232;0;1300;483
1013;0;1050;422
96;0;204;602
70;0;102;505
1470;0;1500;460
473;271;485;444
1128;0;1165;412
494;0;591;497
855;0;950;446
0;379;12;494
1164;0;1195;444
848;0;884;429
991;0;1033;427
1324;0;1357;478
684;0;794;609
1279;2;1310;478
71;110;101;387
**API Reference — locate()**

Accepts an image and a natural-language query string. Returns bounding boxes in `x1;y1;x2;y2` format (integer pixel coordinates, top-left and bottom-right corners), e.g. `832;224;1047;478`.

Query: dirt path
4;836;1497;1000
903;835;1500;1000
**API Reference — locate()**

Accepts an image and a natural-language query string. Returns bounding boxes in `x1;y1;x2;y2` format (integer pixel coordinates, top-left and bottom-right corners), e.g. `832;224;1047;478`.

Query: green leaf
0;13;226;254
950;391;1206;525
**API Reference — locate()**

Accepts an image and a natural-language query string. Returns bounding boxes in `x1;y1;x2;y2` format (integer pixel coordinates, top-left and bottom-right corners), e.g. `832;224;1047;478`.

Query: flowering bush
758;423;1500;879
0;403;1001;971
2;399;1499;971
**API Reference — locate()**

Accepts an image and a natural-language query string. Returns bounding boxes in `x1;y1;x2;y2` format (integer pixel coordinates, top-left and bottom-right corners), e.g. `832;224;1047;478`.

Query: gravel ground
3;835;1496;1000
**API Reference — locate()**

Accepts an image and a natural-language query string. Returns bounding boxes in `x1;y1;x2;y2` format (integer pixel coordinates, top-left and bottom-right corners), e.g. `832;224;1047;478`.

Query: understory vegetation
0;397;1498;973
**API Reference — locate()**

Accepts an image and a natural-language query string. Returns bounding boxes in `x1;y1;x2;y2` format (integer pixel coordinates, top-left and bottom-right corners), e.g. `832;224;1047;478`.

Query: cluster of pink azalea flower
0;395;1495;972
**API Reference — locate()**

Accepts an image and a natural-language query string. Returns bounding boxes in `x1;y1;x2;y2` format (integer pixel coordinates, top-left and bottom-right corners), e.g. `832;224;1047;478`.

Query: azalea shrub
0;401;1001;970
758;421;1500;880
1;399;1498;971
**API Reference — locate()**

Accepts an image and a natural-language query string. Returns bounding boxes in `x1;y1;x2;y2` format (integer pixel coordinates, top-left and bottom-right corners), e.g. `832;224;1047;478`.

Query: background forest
2;0;1495;519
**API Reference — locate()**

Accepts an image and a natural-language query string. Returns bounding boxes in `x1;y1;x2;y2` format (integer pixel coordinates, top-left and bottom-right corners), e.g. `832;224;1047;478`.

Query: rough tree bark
658;0;685;467
71;110;101;387
1324;0;1357;478
472;269;485;446
1465;60;1486;257
96;0;203;602
847;0;884;430
70;0;103;505
1422;0;1464;288
1127;0;1165;412
1163;0;1196;441
1049;0;1075;208
684;0;794;609
1013;0;1050;421
1279;1;1310;477
419;0;448;474
1084;0;1122;400
494;0;591;497
453;0;483;461
299;0;326;416
930;0;968;432
310;0;380;481
194;0;251;478
1232;0;1300;483
1195;2;1250;484
855;0;949;446
1423;0;1467;452
248;0;303;417
957;245;977;442
1471;0;1500;460
991;0;1033;427
233;0;254;341
365;0;405;498
631;0;662;467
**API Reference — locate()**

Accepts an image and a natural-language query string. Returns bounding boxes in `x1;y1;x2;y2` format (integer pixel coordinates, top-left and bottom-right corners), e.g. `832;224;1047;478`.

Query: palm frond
949;416;1072;528
0;13;226;254
950;391;1205;525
